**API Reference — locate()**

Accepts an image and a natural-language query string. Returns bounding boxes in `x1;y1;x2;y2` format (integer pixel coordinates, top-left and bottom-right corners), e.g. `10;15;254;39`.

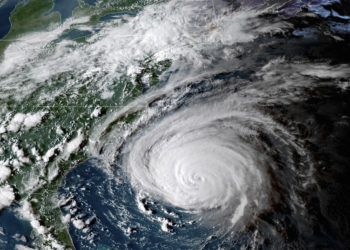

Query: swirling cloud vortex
125;99;273;227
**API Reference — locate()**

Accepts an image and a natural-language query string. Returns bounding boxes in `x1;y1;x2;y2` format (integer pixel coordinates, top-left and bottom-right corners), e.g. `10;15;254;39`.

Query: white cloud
0;184;15;210
0;161;11;183
7;113;26;132
7;112;47;132
12;144;30;165
63;129;84;158
23;112;47;130
15;245;34;250
0;1;287;102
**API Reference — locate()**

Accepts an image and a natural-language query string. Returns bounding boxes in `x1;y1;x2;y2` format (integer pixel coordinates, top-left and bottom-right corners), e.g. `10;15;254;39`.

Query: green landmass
0;0;165;57
0;0;170;247
2;58;171;248
0;0;60;57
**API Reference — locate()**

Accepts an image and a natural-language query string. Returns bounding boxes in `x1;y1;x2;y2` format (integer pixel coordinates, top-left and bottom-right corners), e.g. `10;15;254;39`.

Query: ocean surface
0;0;81;40
0;0;20;39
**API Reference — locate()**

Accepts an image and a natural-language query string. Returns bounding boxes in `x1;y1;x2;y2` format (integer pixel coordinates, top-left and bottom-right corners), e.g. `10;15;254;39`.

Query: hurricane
84;1;350;248
89;54;324;247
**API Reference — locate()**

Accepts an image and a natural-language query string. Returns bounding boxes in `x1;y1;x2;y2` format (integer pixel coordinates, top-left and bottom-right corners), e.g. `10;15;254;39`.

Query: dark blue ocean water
59;160;216;250
0;208;34;249
0;0;80;40
0;0;21;39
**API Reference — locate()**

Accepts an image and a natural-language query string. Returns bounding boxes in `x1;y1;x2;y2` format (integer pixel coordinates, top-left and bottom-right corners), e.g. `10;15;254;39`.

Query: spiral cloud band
84;0;346;239
125;99;271;227
88;55;337;239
